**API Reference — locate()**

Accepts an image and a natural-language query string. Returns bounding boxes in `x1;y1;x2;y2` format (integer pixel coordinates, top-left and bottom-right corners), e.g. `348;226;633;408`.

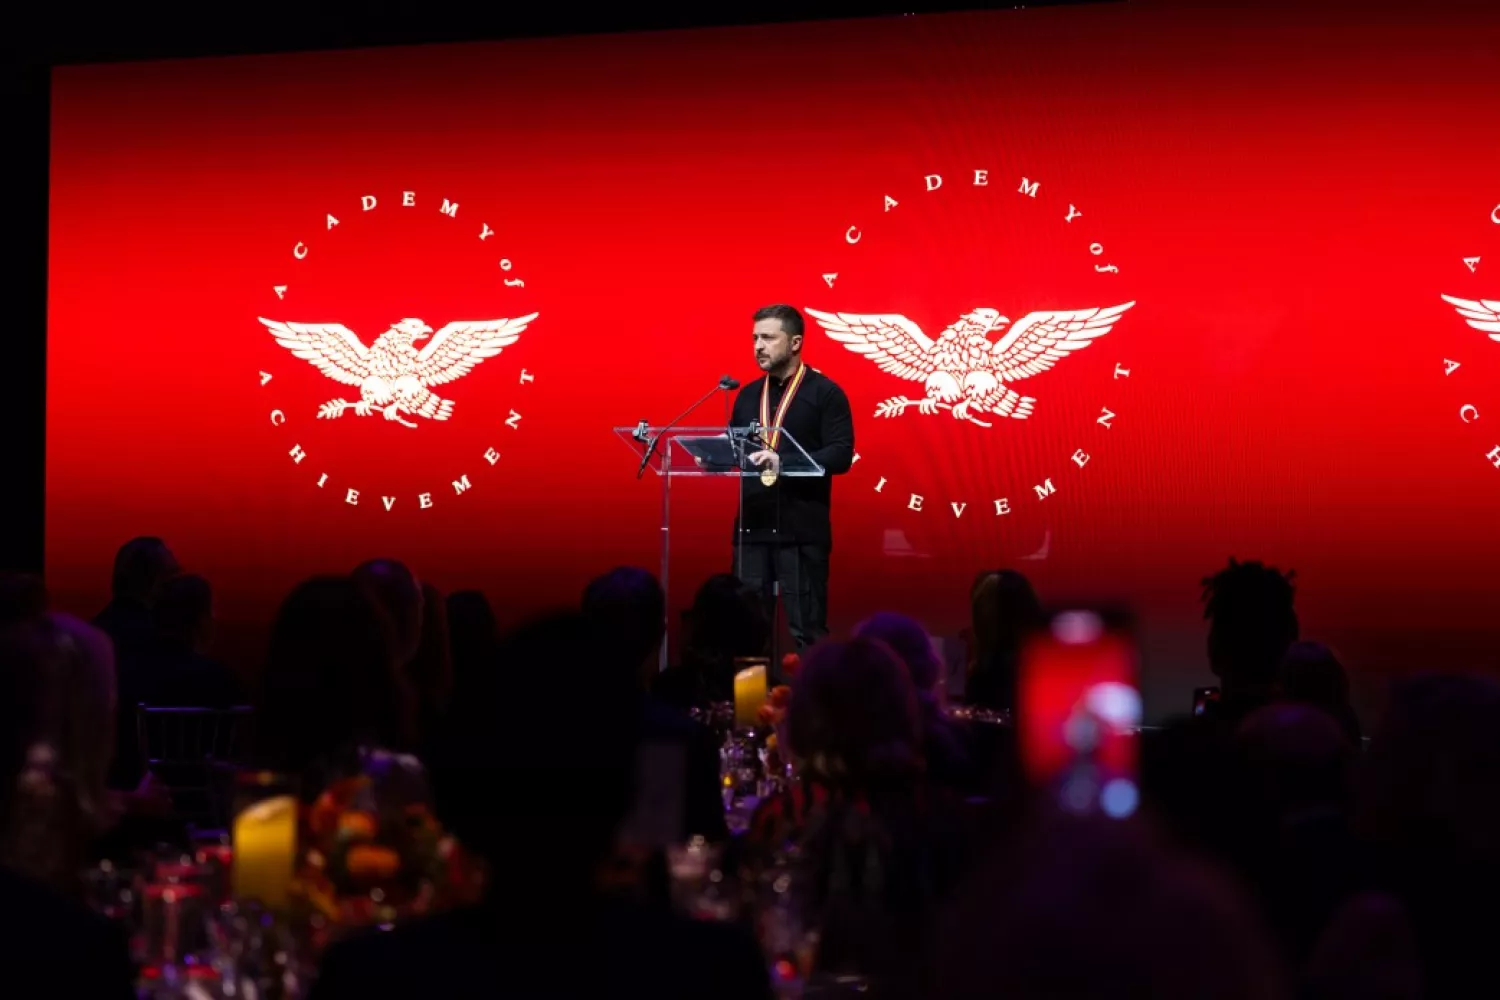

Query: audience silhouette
445;588;499;695
3;539;1495;1000
582;566;727;844
255;576;409;784
0;618;136;999
652;572;770;708
933;811;1287;1000
1202;558;1300;729
352;558;424;668
965;568;1043;712
407;580;452;748
311;610;770;1000
91;536;178;658
1281;640;1362;745
855;611;975;793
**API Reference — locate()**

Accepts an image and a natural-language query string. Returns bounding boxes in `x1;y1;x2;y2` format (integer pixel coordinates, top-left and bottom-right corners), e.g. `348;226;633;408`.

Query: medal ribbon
759;364;807;451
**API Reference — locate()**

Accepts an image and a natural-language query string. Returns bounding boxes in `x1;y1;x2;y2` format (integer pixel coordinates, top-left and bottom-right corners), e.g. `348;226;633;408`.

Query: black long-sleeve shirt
731;365;855;545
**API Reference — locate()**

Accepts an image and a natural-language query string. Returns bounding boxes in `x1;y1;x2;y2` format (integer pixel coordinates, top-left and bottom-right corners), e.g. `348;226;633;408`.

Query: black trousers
737;542;830;651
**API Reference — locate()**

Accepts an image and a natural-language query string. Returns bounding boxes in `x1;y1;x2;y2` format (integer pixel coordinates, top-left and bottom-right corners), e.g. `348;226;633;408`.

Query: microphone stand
638;375;739;674
637;377;738;479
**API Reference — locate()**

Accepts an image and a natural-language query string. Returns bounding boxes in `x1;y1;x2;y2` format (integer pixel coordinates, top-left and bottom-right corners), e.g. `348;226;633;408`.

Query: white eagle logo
806;302;1135;427
258;314;539;428
1440;295;1500;342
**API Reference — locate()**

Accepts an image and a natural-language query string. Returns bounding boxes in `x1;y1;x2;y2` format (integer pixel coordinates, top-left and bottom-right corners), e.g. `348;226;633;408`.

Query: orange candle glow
231;794;297;911
734;660;768;730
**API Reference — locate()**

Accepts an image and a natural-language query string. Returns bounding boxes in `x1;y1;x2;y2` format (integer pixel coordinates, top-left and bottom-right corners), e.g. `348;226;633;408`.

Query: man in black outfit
732;304;855;650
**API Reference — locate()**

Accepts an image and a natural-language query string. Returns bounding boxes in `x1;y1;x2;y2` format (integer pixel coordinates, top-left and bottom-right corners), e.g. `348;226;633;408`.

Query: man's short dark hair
1201;557;1298;679
753;304;805;339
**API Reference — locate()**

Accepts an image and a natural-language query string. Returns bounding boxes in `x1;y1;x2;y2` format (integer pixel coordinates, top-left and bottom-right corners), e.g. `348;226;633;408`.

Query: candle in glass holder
733;659;768;730
232;793;297;910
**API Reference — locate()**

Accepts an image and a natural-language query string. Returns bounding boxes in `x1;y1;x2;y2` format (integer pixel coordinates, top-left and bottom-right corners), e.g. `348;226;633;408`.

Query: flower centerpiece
294;749;482;930
757;684;794;775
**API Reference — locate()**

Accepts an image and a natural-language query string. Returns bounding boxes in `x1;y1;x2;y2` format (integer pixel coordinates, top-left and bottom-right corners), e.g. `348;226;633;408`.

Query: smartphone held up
1016;608;1142;819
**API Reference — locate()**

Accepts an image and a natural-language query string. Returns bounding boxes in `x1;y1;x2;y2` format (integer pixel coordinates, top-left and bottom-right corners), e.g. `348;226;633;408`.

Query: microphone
637;375;740;479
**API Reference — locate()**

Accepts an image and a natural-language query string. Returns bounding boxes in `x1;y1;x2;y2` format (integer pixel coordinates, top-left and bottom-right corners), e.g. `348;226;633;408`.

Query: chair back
135;705;253;830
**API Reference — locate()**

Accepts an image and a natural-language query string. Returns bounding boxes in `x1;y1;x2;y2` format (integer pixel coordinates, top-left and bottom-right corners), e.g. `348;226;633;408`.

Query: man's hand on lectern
749;450;781;475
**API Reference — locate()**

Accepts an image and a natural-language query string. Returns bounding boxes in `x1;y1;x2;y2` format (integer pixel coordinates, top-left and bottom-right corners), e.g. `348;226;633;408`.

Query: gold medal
756;363;807;489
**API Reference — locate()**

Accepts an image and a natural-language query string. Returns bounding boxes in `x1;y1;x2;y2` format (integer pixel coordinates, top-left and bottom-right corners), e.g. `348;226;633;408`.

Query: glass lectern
615;424;824;670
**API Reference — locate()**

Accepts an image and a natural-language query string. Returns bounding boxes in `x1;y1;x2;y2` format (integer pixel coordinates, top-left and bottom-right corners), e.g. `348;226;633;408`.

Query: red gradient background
46;2;1500;720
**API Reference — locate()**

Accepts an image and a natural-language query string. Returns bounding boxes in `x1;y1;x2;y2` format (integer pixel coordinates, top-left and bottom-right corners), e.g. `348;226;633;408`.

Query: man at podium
731;304;856;649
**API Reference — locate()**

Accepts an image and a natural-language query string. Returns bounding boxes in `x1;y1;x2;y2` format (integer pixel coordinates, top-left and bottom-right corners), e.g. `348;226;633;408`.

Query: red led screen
46;3;1500;716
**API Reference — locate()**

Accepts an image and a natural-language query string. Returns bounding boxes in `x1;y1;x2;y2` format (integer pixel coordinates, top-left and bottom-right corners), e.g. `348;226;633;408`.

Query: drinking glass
759;865;821;999
206;900;304;1000
666;836;728;917
191;830;234;903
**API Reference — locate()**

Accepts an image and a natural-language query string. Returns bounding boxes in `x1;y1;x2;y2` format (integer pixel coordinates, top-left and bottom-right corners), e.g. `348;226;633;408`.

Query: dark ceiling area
6;1;1112;65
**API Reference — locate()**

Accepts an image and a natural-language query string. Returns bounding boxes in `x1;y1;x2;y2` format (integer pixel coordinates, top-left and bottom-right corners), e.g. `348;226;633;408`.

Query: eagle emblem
806;302;1135;427
258;314;539;428
1440;295;1500;342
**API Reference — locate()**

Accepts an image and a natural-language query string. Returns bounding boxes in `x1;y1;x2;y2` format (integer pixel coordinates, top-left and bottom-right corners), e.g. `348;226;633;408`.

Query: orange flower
345;844;401;880
404;804;438;832
781;653;801;676
338;811;378;840
324;775;368;805
768;685;792;708
309;792;342;838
